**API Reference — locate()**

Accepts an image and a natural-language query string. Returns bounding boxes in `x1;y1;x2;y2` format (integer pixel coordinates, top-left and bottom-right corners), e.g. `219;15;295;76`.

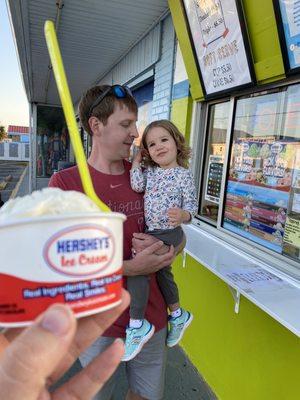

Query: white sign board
183;0;253;96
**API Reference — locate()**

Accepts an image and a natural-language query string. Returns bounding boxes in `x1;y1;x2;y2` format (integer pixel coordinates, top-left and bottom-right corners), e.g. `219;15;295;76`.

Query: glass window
36;106;70;177
222;85;300;262
199;101;230;223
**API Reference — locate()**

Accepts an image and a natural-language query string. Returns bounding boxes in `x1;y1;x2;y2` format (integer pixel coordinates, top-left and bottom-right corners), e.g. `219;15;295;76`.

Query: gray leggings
127;226;184;319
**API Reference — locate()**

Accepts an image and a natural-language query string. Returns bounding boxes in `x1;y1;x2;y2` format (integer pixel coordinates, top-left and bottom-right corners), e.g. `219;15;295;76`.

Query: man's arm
123;241;175;276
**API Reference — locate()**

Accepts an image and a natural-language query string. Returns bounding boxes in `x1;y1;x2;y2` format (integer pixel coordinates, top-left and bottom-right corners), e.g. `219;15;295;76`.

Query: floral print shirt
130;165;198;230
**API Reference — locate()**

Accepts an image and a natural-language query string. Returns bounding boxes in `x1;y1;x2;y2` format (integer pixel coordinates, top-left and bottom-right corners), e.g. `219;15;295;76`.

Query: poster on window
282;148;300;258
274;0;300;74
223;139;300;253
205;155;223;204
183;0;253;97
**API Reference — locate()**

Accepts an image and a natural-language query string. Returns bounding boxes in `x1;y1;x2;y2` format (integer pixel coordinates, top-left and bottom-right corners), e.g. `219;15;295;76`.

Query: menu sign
183;0;253;97
274;0;300;74
205;155;223;204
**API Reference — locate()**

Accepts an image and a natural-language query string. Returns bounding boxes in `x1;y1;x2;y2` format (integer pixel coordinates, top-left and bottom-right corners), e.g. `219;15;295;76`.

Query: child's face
146;127;178;169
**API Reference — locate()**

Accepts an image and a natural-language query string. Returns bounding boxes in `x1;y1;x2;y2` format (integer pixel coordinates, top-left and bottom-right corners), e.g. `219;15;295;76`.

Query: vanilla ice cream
0;188;100;222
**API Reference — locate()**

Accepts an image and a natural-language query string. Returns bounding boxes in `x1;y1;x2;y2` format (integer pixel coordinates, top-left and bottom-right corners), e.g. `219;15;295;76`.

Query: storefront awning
7;0;169;106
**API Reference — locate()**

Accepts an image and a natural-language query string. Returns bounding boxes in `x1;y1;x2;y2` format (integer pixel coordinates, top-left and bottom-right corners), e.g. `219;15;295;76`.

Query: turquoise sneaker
122;319;155;361
167;309;193;347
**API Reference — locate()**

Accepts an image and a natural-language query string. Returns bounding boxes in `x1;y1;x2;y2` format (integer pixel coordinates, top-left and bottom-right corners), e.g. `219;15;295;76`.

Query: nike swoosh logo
110;184;123;189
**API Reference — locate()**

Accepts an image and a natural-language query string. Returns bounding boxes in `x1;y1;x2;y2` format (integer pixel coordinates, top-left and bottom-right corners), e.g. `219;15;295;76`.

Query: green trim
240;0;285;83
171;96;193;142
168;0;204;100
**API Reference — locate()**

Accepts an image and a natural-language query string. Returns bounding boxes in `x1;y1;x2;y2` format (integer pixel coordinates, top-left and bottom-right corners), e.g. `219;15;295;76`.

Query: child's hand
168;207;191;227
132;149;143;168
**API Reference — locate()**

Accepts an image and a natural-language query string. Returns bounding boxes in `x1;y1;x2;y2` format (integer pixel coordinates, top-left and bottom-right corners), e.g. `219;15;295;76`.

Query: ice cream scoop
0;188;100;222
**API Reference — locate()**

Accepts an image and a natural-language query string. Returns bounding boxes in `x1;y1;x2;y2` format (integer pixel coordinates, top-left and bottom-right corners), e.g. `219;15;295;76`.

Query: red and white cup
0;212;126;327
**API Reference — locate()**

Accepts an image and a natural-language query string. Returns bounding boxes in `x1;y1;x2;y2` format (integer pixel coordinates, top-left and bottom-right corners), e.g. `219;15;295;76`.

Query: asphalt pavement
53;345;217;399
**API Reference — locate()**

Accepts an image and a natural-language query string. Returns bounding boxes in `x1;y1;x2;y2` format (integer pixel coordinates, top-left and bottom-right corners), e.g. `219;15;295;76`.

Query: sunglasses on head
88;85;133;117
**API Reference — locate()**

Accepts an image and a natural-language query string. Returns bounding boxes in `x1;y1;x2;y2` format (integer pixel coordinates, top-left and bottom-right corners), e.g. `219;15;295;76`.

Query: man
49;84;175;400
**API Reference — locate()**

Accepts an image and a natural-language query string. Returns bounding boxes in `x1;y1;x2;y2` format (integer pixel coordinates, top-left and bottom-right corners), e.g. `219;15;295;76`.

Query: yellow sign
283;217;300;249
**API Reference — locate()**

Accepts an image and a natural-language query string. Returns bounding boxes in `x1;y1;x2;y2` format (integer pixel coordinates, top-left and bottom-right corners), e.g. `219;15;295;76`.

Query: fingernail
40;305;72;336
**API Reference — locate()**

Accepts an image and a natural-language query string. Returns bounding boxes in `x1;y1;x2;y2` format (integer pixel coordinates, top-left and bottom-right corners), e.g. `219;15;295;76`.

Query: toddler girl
122;120;197;361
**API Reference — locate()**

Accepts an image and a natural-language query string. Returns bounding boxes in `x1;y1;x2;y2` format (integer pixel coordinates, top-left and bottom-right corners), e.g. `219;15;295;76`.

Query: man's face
95;104;138;161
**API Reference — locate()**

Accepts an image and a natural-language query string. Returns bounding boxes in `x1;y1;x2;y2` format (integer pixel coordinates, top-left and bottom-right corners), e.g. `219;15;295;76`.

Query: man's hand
0;290;130;400
124;240;175;276
132;232;169;255
167;207;191;227
132;232;159;253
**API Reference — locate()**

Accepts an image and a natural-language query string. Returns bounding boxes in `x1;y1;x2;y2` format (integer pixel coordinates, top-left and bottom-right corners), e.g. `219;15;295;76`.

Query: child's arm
180;169;198;222
168;170;198;227
130;150;147;192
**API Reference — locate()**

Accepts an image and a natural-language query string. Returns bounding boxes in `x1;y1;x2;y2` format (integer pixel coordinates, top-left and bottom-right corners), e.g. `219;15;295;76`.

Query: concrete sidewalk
55;346;217;399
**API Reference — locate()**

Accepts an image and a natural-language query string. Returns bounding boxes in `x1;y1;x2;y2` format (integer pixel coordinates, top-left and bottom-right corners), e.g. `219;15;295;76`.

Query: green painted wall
242;0;285;83
171;96;193;143
174;255;300;400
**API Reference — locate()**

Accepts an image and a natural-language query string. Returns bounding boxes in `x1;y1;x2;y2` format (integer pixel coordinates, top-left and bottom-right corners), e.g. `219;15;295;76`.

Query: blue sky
0;2;29;129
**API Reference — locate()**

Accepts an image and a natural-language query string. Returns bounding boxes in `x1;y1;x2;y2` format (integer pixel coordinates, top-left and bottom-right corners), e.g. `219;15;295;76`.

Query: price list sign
205;155;223;204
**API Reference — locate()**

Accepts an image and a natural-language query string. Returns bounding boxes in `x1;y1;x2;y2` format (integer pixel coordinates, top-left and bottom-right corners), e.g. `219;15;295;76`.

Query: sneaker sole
122;324;155;362
167;313;193;348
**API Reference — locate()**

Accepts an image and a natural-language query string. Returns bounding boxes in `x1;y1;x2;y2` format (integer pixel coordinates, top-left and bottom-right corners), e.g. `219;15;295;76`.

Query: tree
0;126;6;141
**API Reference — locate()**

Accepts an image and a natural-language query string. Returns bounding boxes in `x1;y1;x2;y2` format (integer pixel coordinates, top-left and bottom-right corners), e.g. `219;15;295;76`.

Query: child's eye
162;138;168;142
148;143;155;147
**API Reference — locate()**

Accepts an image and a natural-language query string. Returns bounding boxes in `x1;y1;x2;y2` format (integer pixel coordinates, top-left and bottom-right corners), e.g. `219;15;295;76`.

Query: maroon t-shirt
49;160;167;337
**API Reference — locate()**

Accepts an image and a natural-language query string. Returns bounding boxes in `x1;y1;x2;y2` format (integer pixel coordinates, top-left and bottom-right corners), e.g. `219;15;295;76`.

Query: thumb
0;304;76;400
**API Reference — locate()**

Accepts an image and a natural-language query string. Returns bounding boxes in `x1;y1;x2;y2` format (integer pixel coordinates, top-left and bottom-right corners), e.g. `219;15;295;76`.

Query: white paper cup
0;212;126;327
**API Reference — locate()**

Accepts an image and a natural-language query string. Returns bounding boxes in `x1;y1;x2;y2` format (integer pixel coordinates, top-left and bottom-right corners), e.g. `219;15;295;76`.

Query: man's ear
88;116;103;136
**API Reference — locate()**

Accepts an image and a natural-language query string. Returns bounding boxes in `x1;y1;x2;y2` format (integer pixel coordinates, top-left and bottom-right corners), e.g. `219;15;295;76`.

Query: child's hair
141;120;191;169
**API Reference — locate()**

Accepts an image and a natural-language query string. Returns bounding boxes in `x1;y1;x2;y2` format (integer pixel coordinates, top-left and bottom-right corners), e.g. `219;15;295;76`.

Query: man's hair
141;120;191;169
78;85;138;135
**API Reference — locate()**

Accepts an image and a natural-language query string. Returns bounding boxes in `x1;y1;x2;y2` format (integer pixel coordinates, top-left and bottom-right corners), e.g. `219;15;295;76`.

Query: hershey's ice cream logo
43;224;115;277
56;237;110;253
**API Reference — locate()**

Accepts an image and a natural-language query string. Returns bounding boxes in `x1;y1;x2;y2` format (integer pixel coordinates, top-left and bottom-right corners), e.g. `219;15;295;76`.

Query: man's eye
121;122;130;128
